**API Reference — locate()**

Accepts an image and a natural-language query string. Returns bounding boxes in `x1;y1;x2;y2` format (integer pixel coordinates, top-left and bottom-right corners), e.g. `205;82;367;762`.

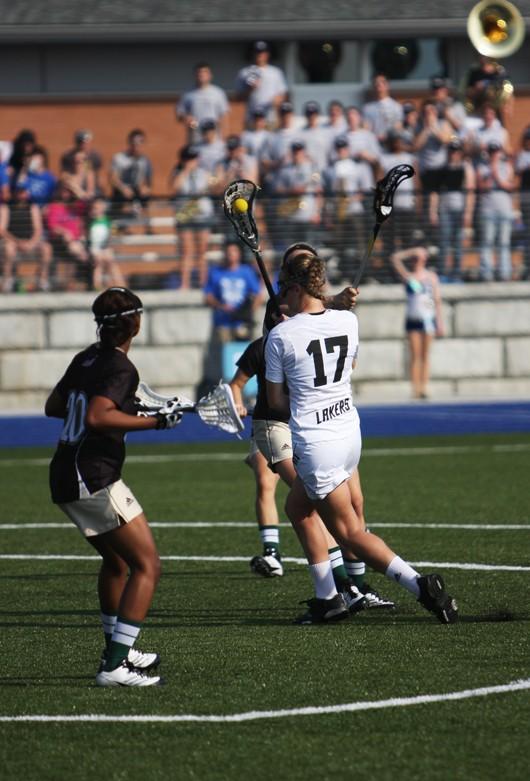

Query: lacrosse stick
136;381;245;436
352;164;414;288
223;179;281;316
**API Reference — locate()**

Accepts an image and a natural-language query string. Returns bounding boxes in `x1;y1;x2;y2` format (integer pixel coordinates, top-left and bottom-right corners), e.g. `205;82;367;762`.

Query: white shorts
292;429;362;501
59;479;143;538
252;419;293;470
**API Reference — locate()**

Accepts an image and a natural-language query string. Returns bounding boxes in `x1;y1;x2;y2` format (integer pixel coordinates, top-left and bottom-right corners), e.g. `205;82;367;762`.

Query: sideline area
2;399;530;447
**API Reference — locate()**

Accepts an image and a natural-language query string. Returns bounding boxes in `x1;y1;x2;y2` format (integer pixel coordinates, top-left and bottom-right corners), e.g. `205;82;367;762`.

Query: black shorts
406;317;436;334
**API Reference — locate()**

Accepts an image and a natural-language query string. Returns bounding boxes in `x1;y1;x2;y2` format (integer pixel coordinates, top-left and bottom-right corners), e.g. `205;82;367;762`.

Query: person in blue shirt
0;161;10;202
204;240;263;341
20;146;57;206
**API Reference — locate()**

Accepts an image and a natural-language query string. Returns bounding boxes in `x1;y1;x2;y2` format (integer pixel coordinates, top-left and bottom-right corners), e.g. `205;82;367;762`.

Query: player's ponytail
280;252;326;300
92;287;143;348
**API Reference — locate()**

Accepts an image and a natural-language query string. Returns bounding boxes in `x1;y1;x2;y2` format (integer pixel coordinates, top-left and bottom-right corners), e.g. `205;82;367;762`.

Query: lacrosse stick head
373;164;414;225
195;381;245;436
223;179;260;251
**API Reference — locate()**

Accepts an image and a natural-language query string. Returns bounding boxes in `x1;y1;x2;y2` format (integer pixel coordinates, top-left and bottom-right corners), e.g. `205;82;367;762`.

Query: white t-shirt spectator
363;97;403;139
197;139;226;173
323;158;372;215
177;85;229;126
236;64;287;117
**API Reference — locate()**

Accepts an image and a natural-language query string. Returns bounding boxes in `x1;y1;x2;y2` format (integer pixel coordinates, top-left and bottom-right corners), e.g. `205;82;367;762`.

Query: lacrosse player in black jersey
46;287;181;687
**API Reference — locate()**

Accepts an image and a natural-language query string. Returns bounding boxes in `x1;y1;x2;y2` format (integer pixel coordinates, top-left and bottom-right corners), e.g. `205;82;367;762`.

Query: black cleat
250;548;283;577
295;593;349;625
417;573;458;624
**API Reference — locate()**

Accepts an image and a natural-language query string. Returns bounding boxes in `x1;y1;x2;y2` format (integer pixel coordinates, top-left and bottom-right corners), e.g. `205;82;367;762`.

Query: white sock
259;525;280;549
344;559;366;578
385;556;421;597
100;612;117;640
309;561;338;600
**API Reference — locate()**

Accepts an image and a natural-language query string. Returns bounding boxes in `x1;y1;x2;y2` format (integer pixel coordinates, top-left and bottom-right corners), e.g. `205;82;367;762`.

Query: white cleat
98;647;161;673
96;659;164;687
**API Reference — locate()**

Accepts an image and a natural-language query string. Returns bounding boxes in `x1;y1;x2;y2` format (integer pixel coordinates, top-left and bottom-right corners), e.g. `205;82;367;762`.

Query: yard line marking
0;554;529;571
2;522;530;531
0;678;529;723
1;441;529;468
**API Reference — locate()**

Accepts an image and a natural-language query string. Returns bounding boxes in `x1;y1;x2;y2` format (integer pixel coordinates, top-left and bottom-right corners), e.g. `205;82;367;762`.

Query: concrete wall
1;282;529;412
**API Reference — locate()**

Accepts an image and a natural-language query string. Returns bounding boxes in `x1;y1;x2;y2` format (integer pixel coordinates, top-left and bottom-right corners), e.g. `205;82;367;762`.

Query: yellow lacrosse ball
233;197;249;213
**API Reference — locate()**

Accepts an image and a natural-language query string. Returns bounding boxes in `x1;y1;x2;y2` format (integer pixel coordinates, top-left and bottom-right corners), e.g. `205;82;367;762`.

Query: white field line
1;521;529;531
1;678;529;723
0;554;529;571
1;441;530;468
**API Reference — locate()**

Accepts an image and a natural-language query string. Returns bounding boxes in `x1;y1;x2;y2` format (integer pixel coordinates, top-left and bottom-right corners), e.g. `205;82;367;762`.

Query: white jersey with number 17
265;309;359;443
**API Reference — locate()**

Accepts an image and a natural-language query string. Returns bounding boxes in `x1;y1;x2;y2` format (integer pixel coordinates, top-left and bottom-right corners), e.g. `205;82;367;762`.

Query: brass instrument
465;1;526;110
467;0;525;58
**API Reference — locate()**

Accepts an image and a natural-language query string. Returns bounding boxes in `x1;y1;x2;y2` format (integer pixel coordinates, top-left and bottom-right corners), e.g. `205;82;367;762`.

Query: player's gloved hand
154;400;183;429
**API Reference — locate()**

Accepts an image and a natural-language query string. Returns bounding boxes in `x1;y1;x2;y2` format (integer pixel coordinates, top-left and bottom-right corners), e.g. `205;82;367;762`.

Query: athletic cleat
360;583;396;609
95;659;164;687
417;573;458;624
341;580;367;613
250;548;283;577
295;593;348;625
98;647;161;674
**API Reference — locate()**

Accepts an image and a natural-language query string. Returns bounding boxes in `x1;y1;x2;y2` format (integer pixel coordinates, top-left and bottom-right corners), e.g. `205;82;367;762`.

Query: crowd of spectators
1;40;529;293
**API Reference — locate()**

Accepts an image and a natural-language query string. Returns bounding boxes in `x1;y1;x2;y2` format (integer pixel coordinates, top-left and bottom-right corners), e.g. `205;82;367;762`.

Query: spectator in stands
46;182;90;288
204;239;262;342
413;99;453;233
214;135;258;193
362;74;403;144
196;119;226;175
379;131;417;260
241;106;272;161
515;126;530;279
0;158;12;202
391;246;444;399
472;103;512;158
300;101;330;173
429;76;467;137
236;40;288;123
260;101;300;192
21;146;57;206
0;183;52;292
110;129;153;224
433;138;476;282
170;144;214;289
8;129;37;191
400;102;420;151
177;63;229;144
465;54;511;121
323;136;371;280
342;105;381;186
322;100;347;147
275;140;323;249
88;197;126;290
476;141;516;281
61;130;103;192
61;150;96;204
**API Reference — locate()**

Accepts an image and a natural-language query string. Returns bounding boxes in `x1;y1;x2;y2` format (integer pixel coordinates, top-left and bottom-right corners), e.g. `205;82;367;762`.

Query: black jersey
236;337;289;424
49;343;139;503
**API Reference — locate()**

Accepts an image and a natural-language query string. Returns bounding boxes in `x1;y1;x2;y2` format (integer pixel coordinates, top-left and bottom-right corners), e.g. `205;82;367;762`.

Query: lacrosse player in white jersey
265;251;458;625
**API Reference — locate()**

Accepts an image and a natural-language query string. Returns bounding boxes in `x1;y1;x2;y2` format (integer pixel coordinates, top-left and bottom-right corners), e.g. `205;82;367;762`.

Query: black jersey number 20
306;336;348;387
60;390;88;444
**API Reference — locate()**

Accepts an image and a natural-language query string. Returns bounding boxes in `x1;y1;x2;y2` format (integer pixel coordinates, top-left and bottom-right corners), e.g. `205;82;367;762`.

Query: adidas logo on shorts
281;443;291;451
125;497;134;506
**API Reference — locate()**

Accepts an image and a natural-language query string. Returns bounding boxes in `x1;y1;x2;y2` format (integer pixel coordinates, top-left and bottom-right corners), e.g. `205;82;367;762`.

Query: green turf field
0;433;529;781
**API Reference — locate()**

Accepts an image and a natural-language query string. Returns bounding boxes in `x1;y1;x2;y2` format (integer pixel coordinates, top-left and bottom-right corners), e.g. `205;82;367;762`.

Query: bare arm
266;380;290;416
86;396;158;433
431;272;444;336
228;368;251;417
